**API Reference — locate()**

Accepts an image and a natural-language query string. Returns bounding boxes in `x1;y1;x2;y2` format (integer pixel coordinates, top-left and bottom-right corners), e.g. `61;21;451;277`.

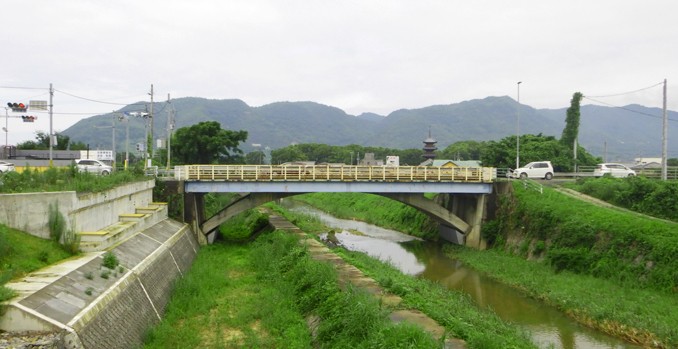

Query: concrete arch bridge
171;164;506;249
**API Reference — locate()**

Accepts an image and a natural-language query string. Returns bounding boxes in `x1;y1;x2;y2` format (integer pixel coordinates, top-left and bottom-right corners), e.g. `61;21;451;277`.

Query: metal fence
172;165;497;183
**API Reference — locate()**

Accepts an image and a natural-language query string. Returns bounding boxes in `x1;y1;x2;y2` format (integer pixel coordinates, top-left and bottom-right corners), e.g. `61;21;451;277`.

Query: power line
0;85;48;90
54;89;147;106
586;82;664;98
582;96;676;122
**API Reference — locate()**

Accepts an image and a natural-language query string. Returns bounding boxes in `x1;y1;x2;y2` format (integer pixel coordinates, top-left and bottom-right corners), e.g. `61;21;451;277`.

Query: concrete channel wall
0;180;154;239
1;219;199;349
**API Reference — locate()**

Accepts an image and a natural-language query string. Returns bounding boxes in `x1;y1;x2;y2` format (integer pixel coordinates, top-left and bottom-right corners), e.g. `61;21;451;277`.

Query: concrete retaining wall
1;219;198;349
0;180;154;239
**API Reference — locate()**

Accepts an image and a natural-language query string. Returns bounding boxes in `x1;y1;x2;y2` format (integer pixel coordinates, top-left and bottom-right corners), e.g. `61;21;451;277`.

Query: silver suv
76;159;112;175
512;161;554;180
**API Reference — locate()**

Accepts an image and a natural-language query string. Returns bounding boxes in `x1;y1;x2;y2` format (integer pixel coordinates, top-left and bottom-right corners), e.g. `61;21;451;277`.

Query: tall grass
447;246;678;348
566;176;678;221
271;205;538;349
144;231;443;348
0;166;146;194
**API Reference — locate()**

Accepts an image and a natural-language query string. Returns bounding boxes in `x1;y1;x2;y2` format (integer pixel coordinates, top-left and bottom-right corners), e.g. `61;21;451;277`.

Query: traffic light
7;102;27;112
21;115;37;122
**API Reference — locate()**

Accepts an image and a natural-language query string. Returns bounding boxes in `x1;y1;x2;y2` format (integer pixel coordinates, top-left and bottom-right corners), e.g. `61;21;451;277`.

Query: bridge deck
174;165;496;183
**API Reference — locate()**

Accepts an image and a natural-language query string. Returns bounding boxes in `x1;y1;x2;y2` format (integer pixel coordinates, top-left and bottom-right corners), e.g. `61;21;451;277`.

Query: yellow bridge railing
174;165;496;183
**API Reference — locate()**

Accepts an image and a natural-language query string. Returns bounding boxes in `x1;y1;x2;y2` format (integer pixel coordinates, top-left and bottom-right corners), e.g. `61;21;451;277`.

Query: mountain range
62;96;678;162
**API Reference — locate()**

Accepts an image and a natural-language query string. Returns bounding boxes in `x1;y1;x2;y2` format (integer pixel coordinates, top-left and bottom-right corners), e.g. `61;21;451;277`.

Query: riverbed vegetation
143;214;443;348
286;190;678;348
269;204;538;349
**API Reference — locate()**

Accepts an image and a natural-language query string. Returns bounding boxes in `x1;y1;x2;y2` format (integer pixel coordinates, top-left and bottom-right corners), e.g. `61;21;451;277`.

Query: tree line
19;92;664;171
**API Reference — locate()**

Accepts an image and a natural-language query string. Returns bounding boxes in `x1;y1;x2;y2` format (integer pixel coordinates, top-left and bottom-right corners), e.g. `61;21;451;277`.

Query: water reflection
283;201;639;349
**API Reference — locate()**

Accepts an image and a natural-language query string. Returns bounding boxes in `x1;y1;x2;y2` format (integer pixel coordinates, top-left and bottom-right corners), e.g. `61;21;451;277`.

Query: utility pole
661;78;668;180
149;84;154;167
516;81;522;169
166;93;174;170
49;83;54;167
125;114;129;170
111;114;116;170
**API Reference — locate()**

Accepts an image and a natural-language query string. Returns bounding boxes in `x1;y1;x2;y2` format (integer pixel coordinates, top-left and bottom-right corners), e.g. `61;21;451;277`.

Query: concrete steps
77;202;168;252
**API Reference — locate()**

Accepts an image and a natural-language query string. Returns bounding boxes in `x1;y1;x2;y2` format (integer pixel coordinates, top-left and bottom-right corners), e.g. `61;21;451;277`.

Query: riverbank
284;191;677;348
270;204;538;348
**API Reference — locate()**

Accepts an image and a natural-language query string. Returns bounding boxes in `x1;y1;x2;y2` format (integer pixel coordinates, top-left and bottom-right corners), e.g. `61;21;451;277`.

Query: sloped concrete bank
1;219;199;349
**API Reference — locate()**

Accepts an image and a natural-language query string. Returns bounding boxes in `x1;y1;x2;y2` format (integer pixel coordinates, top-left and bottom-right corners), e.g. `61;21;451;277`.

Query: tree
245;150;265;165
171;121;248;164
439;141;484;160
561;92;583;148
17;131;72;150
271;145;308;164
480;133;600;171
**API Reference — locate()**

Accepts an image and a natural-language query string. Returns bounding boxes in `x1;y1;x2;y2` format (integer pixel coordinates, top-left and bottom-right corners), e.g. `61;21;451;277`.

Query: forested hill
62;96;678;161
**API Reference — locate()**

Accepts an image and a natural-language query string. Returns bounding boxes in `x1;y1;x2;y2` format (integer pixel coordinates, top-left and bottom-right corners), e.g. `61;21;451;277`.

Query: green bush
102;252;119;270
547;247;592;273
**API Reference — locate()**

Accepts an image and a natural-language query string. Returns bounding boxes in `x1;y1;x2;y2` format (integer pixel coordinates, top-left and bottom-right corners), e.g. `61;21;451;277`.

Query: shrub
102;252;119;270
547;247;592;273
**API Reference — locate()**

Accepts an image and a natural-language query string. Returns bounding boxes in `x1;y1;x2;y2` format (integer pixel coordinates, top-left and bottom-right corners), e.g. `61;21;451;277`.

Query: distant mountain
61;96;678;161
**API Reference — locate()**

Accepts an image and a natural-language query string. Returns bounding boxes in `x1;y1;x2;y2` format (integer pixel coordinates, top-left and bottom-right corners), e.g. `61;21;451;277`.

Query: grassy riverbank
272;204;538;349
285;191;678;348
446;246;677;348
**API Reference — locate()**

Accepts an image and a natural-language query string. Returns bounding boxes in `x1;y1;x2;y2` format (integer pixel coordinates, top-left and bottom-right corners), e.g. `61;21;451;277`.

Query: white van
512;161;554;180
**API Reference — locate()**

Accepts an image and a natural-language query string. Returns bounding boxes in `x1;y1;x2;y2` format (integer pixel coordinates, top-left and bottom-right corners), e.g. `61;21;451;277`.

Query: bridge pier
436;193;488;249
183;192;208;245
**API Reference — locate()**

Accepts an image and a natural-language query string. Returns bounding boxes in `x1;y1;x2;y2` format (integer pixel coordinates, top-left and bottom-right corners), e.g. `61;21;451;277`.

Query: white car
76;159;113;175
0;160;16;173
593;163;636;178
512;161;554;180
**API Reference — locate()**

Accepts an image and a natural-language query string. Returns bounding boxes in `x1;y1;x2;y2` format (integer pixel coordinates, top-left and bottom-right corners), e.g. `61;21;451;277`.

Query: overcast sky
1;0;677;145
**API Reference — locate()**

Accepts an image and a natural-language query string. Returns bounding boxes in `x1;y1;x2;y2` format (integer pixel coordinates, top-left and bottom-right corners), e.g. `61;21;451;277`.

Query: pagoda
422;127;437;160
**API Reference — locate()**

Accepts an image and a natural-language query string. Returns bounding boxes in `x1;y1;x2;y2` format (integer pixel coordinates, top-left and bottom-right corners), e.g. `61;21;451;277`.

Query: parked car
512;161;554;180
593;163;636;178
0;160;16;173
76;159;112;175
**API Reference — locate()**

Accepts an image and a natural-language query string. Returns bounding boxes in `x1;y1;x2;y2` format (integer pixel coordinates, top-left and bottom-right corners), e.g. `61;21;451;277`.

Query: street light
516;81;522;169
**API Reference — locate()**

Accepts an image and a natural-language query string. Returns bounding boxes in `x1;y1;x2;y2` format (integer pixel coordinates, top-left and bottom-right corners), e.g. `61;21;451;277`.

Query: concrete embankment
1;219;198;349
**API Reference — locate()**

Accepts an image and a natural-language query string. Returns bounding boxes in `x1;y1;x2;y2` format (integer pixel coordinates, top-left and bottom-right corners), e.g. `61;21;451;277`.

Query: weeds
102;252;119;270
48;202;65;243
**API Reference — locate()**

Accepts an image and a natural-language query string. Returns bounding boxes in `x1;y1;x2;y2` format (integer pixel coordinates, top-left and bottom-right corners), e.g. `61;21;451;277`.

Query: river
280;200;639;349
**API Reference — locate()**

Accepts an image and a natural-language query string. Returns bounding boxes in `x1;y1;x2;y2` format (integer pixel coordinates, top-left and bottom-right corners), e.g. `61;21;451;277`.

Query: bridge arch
198;192;479;245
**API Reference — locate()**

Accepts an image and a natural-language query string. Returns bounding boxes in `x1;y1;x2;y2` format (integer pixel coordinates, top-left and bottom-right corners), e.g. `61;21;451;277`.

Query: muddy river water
281;200;639;349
